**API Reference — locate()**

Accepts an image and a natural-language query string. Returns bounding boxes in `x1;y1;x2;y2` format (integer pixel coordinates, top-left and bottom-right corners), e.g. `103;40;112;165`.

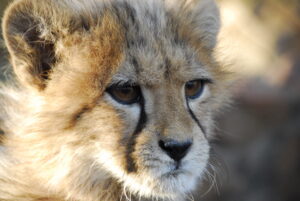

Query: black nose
159;139;192;161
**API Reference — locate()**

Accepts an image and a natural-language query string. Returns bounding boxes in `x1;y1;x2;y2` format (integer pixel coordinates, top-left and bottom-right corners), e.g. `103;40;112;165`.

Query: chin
120;156;209;200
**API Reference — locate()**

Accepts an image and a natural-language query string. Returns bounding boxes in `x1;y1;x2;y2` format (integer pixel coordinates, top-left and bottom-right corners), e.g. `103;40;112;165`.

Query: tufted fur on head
0;0;229;201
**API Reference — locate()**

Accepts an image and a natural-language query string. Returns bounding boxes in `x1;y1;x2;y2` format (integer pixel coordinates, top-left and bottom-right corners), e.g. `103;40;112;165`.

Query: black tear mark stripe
126;96;147;173
186;98;207;138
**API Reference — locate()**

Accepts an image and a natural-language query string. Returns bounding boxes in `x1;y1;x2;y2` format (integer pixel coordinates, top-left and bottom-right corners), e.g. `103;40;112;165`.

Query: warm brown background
1;0;299;201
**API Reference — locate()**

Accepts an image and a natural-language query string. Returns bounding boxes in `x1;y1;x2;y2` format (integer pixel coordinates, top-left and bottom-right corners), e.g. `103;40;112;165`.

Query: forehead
112;44;213;87
106;1;213;86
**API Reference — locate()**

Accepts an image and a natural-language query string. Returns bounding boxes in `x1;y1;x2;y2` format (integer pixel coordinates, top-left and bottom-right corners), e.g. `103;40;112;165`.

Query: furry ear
2;0;82;91
168;0;220;51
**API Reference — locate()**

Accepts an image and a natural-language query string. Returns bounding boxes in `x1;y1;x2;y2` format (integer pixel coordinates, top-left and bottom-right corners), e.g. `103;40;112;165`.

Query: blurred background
199;0;300;201
0;0;299;201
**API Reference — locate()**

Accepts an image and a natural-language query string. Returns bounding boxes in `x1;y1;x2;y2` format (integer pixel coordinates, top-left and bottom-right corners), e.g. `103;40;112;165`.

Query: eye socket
106;84;141;105
185;79;206;99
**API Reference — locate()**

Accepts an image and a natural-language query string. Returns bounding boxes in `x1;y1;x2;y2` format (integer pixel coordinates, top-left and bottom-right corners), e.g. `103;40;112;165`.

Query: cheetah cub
0;0;228;200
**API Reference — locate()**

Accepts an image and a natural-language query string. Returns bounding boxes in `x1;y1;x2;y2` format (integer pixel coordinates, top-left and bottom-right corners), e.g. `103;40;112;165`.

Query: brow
108;76;137;87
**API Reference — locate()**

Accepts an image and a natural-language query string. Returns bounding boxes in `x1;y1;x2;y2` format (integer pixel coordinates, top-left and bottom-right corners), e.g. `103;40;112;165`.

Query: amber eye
185;79;205;99
107;84;141;104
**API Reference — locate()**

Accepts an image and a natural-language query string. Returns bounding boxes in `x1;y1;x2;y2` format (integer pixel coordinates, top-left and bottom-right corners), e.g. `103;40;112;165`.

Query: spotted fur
0;0;229;200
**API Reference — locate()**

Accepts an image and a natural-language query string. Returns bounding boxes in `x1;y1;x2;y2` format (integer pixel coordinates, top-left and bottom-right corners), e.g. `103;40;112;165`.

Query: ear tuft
168;0;220;51
2;0;72;90
2;0;54;90
190;0;220;49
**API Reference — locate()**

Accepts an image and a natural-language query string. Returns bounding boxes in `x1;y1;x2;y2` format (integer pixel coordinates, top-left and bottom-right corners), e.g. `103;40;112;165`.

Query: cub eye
106;84;141;104
185;79;205;99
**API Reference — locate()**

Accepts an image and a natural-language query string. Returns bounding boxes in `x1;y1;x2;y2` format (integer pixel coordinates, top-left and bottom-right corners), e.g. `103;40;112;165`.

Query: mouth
161;161;187;178
163;169;185;178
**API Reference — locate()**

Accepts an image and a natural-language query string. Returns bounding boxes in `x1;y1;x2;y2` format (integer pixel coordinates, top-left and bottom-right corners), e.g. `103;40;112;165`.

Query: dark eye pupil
186;82;197;89
119;87;133;95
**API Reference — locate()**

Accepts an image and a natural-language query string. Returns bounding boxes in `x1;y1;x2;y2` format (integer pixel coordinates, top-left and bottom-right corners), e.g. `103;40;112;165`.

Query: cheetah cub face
2;0;227;200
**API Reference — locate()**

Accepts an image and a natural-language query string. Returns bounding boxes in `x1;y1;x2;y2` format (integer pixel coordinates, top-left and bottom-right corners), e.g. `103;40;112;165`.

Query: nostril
159;139;192;162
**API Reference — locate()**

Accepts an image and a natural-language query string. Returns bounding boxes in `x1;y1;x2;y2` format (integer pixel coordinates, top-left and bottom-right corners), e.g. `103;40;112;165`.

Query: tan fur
0;0;230;200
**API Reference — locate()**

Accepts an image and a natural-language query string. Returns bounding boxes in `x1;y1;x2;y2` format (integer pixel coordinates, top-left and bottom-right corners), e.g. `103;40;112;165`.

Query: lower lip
166;169;185;177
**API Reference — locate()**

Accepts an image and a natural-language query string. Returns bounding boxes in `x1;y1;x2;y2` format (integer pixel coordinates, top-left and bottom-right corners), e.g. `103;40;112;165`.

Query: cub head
2;0;227;200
